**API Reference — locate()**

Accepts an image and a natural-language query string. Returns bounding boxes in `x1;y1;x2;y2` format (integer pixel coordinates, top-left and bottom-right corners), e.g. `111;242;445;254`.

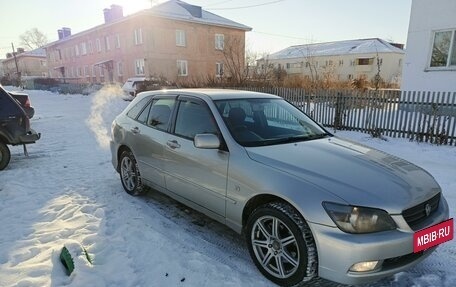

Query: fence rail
234;87;456;146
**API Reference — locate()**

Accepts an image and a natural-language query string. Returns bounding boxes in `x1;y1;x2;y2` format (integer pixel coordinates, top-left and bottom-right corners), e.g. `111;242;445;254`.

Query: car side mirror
194;134;220;149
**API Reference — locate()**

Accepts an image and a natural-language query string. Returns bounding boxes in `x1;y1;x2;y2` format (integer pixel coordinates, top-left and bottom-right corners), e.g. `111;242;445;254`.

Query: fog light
349;260;381;272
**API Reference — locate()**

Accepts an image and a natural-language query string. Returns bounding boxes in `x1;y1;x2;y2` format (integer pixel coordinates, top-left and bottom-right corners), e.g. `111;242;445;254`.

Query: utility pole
11;43;21;86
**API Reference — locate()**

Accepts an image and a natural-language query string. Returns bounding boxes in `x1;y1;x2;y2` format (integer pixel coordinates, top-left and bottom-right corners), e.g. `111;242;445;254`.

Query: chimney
104;5;123;23
58;27;71;40
103;8;111;23
17;48;25;54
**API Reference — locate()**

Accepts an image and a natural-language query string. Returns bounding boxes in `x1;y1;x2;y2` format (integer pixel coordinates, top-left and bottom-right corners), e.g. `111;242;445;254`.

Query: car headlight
323;202;396;234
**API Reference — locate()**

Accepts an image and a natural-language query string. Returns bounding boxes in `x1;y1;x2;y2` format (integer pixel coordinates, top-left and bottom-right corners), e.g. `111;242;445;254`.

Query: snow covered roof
148;0;251;31
45;0;250;48
268;38;405;60
21;48;46;57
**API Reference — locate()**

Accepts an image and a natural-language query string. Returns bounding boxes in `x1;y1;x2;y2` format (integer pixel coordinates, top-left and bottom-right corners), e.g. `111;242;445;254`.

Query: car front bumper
310;196;450;285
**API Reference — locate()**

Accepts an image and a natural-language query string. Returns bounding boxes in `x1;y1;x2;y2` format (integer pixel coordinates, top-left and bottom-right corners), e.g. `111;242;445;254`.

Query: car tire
119;150;146;196
0;142;11;171
245;202;318;287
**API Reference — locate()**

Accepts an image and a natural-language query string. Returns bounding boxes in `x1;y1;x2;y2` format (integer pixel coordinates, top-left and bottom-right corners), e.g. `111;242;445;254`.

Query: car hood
245;137;440;213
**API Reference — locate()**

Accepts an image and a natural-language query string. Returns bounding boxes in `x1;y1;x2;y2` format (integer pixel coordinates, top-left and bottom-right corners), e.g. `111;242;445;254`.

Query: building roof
45;0;251;48
1;48;46;63
20;48;46;57
149;0;252;31
267;38;405;60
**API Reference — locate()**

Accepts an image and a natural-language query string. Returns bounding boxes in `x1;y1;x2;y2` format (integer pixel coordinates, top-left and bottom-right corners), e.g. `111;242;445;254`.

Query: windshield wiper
257;133;330;146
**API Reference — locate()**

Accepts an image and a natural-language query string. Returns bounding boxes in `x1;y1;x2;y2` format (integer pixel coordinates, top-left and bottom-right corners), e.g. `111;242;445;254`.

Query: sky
0;0;412;57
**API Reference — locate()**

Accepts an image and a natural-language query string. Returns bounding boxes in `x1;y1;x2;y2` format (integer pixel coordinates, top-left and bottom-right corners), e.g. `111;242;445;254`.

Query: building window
135;59;145;75
134;28;143;45
99;66;104;77
176;30;186;47
105;36;111;51
84;66;89;77
40;60;46;67
216;62;224;77
430;30;456;67
215;34;224;50
75;45;79;56
96;38;101;52
356;58;373;65
286;63;291;69
339;59;344;66
399;59;403;67
92;65;96;77
177;60;188;76
117;61;123;76
78;67;82;77
116;35;121;49
81;42;87;55
88;41;93;54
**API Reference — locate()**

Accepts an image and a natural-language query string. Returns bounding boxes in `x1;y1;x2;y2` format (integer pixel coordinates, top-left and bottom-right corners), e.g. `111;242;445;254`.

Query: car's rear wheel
0;142;11;170
119;150;146;196
246;202;317;286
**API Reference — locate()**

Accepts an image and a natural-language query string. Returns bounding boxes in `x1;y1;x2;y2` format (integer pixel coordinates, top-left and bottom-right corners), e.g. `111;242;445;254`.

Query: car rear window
0;88;21;115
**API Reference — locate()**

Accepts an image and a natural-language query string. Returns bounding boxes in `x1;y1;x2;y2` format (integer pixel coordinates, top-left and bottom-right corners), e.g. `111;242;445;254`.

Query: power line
207;0;286;10
253;31;314;42
205;0;236;8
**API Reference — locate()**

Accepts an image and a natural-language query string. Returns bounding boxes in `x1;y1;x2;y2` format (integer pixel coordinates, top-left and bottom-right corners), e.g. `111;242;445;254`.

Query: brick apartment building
44;0;251;85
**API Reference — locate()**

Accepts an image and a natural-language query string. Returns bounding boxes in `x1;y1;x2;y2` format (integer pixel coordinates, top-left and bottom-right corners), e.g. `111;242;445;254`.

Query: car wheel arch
116;145;132;172
0;132;12;144
242;194;306;233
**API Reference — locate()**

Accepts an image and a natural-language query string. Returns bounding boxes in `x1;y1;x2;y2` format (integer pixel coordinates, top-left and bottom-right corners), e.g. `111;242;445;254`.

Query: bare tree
222;35;249;85
19;28;48;50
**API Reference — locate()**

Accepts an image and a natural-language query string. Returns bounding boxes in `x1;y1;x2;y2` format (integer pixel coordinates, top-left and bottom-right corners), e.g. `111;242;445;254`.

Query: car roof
137;88;281;101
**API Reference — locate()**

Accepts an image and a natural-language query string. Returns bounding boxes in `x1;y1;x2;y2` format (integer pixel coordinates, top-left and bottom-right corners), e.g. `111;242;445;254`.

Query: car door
163;96;229;216
128;96;176;188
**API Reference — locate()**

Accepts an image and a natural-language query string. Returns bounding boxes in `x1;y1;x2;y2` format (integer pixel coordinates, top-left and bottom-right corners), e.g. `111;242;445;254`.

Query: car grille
402;193;441;230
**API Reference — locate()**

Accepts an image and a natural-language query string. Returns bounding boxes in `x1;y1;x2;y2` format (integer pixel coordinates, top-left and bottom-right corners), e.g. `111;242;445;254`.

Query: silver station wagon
110;89;450;286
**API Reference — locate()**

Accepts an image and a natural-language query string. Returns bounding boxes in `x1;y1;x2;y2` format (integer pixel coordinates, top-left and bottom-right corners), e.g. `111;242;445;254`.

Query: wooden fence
235;87;456;146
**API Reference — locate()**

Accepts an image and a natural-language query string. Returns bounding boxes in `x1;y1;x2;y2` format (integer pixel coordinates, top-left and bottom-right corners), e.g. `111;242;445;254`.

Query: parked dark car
0;85;40;170
8;91;35;119
110;89;450;286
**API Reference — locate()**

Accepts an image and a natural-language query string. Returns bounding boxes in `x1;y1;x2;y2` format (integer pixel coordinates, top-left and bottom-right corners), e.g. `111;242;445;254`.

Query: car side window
136;102;152;124
174;100;218;139
147;98;175;131
126;97;151;119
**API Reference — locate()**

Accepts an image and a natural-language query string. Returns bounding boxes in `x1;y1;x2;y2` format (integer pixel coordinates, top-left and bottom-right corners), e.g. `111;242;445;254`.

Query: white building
402;0;456;91
259;38;404;85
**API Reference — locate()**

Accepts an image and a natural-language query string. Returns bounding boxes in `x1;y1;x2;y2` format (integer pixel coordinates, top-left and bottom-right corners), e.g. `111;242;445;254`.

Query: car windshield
215;98;330;147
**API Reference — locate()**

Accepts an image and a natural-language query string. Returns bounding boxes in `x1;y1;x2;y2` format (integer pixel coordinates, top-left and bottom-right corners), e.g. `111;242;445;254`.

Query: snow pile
0;88;454;287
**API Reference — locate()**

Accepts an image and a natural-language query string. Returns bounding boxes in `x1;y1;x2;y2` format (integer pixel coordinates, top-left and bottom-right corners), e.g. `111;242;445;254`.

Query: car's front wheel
0;142;11;170
119;150;146;196
246;202;318;286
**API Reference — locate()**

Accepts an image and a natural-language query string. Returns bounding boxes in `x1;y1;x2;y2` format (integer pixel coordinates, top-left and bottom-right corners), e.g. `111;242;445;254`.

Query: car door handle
131;127;140;134
166;140;181;149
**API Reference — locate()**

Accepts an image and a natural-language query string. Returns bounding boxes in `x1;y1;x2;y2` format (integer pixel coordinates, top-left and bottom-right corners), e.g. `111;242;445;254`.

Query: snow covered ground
0;87;454;287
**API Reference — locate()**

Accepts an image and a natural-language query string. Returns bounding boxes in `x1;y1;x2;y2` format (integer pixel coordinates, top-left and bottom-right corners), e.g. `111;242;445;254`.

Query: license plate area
413;218;453;253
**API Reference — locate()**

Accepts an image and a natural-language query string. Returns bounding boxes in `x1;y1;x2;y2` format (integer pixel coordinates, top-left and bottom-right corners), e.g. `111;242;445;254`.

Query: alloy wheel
251;215;300;279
